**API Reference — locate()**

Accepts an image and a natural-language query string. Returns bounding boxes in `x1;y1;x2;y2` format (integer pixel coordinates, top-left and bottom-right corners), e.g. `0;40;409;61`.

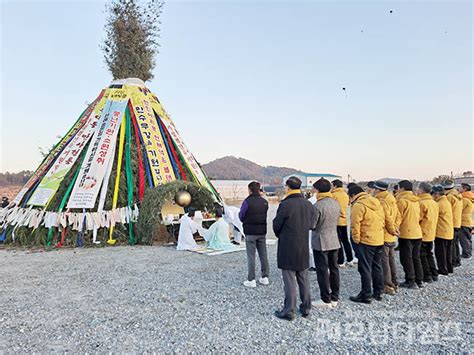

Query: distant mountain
202;156;302;186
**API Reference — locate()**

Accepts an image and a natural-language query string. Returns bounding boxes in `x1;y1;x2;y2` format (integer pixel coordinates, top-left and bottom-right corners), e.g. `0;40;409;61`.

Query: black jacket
239;194;269;235
273;193;315;271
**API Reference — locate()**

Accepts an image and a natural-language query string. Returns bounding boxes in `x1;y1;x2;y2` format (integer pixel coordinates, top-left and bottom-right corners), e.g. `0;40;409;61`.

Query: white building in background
211;180;253;201
282;173;342;189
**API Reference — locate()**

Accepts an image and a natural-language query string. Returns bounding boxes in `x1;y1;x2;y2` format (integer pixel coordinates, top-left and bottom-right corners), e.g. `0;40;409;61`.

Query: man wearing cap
373;180;399;294
432;185;454;275
348;184;384;303
346;182;360;259
416;182;439;283
442;180;463;267
311;178;341;309
366;181;376;195
331;179;354;267
273;176;315;320
459;183;472;258
395;180;424;289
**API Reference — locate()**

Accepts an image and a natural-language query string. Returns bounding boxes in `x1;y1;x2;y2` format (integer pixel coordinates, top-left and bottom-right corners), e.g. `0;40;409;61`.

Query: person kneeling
176;209;201;251
205;207;236;251
348;185;385;304
311;179;341;309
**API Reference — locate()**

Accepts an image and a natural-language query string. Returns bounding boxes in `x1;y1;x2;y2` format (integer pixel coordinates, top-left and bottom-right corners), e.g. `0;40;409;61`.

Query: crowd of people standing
237;177;472;321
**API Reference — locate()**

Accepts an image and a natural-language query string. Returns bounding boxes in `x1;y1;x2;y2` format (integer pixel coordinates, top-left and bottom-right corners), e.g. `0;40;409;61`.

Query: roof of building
454;176;474;184
377;177;403;184
211;180;254;186
284;172;341;178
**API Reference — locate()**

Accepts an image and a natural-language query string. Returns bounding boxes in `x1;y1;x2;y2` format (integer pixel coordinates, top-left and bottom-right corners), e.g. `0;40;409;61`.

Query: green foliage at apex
102;0;164;82
136;181;215;245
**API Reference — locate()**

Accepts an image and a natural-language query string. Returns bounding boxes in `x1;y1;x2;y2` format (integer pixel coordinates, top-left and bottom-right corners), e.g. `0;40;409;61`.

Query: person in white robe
205;208;237;251
223;204;245;245
176;210;201;251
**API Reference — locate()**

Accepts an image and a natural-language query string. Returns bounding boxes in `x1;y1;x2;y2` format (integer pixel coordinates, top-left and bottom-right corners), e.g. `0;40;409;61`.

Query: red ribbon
160;119;187;181
129;103;145;203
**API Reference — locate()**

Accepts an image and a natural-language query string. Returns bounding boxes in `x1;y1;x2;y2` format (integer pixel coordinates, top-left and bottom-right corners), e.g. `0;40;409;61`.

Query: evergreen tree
102;0;164;82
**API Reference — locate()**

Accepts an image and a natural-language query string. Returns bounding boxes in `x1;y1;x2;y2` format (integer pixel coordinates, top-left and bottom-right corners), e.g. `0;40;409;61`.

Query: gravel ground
1;205;472;352
1;245;472;352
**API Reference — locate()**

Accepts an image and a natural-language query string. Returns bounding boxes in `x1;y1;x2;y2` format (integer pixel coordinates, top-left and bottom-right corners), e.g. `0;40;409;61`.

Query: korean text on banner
128;86;175;186
67;98;128;209
13;90;106;205
27;92;111;206
149;96;206;184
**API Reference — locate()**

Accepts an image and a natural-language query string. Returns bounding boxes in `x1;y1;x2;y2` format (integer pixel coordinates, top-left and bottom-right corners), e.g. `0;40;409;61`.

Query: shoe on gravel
349;294;372;304
372;294;383;301
399;282;418;289
384;285;396;295
274;310;295;321
243;280;256;288
312;299;335;309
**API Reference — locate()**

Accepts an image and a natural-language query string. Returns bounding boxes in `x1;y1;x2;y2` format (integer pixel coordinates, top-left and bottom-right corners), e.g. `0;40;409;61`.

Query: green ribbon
46;146;88;247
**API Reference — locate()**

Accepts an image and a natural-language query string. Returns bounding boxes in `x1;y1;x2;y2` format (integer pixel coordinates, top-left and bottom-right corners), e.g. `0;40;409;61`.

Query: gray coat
311;197;341;251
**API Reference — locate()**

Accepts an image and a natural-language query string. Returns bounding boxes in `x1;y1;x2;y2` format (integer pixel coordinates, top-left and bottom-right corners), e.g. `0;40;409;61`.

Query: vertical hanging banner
13;90;106;205
27;91;111;206
67;93;128;209
128;86;175;186
149;95;207;185
149;94;219;200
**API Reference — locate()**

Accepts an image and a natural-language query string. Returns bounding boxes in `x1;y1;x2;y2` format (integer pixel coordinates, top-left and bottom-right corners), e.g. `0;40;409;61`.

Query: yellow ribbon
108;118;126;245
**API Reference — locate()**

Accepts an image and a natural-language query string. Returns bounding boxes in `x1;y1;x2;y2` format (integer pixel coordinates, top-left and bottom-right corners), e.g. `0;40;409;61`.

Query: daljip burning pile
0;78;219;246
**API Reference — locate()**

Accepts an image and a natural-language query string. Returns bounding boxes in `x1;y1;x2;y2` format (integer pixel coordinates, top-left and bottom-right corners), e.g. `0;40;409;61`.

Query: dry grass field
0;185;22;200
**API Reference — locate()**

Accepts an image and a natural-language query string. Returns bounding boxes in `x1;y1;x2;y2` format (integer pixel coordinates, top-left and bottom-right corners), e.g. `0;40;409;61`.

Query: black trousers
313;249;340;303
357;244;383;299
420;241;438;281
337;226;353;264
452;228;462;266
398;238;423;284
459;226;472;258
435;238;453;274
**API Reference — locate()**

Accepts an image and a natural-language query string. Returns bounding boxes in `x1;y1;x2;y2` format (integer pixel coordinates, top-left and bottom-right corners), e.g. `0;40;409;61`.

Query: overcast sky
1;0;472;181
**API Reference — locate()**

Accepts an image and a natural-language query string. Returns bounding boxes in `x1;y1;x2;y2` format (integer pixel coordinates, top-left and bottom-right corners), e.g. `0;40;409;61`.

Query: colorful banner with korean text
13;90;106;205
149;95;209;186
67;97;128;209
27;92;111;206
128;86;175;186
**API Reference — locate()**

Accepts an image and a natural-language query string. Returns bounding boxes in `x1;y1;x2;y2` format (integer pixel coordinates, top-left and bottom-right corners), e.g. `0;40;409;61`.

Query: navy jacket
239;194;269;235
273;193;315;271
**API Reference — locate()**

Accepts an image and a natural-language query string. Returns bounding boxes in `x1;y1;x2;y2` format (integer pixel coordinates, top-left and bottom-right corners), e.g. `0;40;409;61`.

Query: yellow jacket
445;189;463;228
374;191;398;243
332;187;349;226
418;193;439;242
435;195;454;240
461;191;473;227
396;191;422;239
350;192;384;246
